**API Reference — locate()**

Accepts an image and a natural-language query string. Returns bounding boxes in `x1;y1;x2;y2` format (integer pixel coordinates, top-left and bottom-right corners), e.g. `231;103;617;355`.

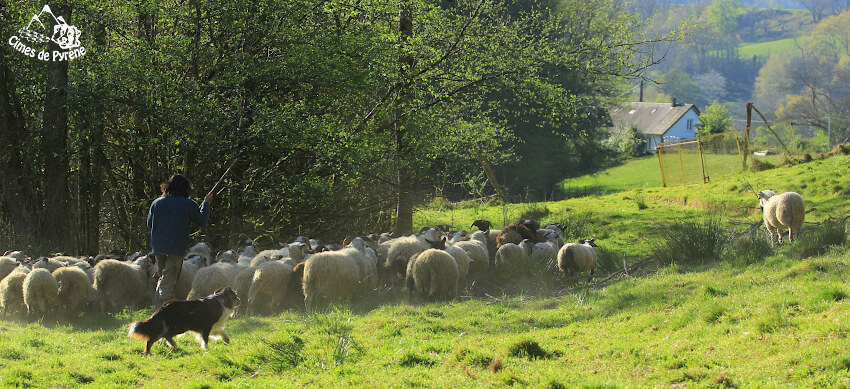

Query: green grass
559;156;663;196
737;37;809;59
1;154;849;387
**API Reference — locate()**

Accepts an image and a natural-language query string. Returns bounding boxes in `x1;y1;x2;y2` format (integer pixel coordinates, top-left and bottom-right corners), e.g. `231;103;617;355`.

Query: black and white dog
128;287;239;354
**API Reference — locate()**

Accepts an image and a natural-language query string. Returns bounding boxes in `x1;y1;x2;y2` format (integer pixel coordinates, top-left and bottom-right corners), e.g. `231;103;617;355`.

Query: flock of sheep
0;218;600;320
0;188;804;321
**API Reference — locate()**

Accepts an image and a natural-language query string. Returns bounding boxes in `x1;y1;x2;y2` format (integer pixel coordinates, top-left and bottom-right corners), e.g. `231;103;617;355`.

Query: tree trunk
394;3;414;236
41;4;72;251
0;26;40;243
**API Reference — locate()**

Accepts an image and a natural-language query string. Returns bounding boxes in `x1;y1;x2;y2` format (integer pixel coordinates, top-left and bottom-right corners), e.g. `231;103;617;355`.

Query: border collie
128;287;239;354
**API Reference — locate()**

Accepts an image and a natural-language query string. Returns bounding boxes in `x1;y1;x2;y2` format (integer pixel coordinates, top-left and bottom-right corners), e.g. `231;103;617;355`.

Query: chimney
639;80;644;102
671;97;677;107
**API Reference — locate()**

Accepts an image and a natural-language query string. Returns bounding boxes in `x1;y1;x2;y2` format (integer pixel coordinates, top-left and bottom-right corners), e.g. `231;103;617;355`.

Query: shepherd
147;174;213;306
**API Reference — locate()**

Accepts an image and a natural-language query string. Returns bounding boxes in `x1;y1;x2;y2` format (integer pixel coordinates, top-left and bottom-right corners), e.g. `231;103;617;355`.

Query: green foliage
782;219;848;259
697;102;734;136
726;231;773;265
507;339;551;360
603;125;648;158
653;215;730;265
658;69;701;104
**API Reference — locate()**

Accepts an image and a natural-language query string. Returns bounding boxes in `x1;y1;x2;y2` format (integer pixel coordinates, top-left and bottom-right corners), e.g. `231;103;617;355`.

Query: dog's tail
127;317;162;342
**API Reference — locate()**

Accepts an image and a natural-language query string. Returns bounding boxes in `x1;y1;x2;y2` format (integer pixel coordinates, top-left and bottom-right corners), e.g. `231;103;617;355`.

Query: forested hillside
0;0;683;253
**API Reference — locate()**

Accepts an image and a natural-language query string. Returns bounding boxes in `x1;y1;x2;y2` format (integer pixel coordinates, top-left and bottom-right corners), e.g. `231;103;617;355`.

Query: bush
750;158;776;172
783;219;848;259
653;215;729;265
507;339;550;360
725;230;773;265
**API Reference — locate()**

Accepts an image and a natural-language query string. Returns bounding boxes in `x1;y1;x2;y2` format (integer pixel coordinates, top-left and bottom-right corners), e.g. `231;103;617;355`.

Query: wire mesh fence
654;119;825;187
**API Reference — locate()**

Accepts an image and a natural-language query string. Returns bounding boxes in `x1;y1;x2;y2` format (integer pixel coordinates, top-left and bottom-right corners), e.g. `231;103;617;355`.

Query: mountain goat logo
9;4;86;61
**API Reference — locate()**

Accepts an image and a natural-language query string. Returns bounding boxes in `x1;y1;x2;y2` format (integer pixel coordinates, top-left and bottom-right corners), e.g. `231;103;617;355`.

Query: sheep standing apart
247;260;295;315
93;258;155;313
52;266;93;316
757;190;805;245
444;245;470;289
494;240;533;280
1;266;30;318
23;268;59;319
557;239;598;280
405;249;459;302
299;249;361;314
0;256;19;281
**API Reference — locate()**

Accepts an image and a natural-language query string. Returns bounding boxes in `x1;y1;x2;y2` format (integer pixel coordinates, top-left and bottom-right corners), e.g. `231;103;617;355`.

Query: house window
686;119;694;130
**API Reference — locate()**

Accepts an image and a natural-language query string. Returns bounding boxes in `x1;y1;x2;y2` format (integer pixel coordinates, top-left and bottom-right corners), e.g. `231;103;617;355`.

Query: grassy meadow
1;154;849;387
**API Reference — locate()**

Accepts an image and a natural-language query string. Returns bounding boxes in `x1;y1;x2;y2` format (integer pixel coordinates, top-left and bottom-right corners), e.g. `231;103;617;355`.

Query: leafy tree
697;102;733;136
658;68;700;104
603;125;647;157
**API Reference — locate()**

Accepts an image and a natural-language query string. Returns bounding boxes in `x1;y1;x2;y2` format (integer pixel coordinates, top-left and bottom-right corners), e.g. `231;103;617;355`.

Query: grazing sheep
385;236;428;282
405;249;459;302
247;260;295;315
52;266;93;316
23;268;59;319
496;223;537;248
1;266;30;318
299;248;362;314
757;190;806;245
0;256;19;281
186;262;238;300
557;239;598;280
494;240;533;280
93;257;156;313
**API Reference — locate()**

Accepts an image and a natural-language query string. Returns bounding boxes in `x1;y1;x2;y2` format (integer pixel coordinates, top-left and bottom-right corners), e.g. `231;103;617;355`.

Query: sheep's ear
578;239;585;244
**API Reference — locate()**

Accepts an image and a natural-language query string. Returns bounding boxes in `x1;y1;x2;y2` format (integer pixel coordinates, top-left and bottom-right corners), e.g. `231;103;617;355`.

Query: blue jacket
147;195;211;255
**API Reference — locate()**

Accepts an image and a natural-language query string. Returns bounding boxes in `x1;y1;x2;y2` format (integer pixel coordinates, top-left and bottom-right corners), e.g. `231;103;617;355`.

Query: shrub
725;230;773;265
653;215;729;265
750;158;775;172
507;339;550;360
783;219;847;259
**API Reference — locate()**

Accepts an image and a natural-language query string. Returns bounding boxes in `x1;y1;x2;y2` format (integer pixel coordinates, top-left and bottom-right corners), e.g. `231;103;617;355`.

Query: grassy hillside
558;156;663;196
0;154;848;387
737;37;809;59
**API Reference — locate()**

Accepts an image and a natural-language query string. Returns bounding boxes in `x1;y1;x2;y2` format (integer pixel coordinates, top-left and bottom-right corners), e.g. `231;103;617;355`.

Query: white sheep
52;266;93;316
529;241;560;272
558;239;598;280
0;256;19;281
494;240;533;280
0;266;30;318
757;190;805;245
385;236;428;282
405;249;459;302
186;242;213;266
453;239;489;278
33;257;65;273
233;266;258;308
247;260;295;315
444;245;470;289
92;257;156;312
186;262;238;300
174;255;205;300
299;248;362;314
347;238;379;294
249;249;286;267
23;268;59;319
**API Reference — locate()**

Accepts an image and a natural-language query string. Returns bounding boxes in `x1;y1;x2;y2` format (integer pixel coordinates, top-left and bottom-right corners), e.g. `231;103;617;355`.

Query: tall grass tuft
782;219;848;259
725;230;773;265
653;215;729;265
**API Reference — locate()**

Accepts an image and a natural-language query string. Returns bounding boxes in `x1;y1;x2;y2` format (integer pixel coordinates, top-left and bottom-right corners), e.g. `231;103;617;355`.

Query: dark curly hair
160;174;192;198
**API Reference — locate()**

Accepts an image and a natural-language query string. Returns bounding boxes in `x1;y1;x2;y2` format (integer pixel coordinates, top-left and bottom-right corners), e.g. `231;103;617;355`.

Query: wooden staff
208;158;238;197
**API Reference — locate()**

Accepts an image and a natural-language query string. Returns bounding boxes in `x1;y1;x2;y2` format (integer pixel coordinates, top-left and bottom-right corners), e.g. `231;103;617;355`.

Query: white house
608;100;701;151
